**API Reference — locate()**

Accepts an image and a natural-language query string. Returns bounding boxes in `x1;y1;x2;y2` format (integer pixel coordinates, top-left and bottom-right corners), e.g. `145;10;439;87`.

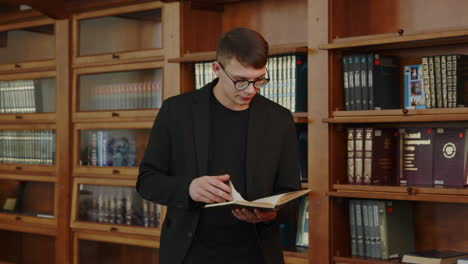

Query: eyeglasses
218;62;270;90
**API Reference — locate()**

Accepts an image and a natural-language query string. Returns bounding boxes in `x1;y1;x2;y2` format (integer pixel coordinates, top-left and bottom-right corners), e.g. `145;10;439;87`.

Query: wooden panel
222;0;307;47
0;230;55;264
162;1;181;100
0;165;55;176
73;110;158;123
75;231;159;248
334;256;400;264
0;113;56;124
0;60;55;73
0;221;56;236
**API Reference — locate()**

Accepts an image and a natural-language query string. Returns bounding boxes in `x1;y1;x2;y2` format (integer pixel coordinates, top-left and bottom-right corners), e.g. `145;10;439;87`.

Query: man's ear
212;61;222;77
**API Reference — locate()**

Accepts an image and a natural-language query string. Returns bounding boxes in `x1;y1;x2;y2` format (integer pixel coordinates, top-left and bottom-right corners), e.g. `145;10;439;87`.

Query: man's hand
232;208;277;223
189;174;232;203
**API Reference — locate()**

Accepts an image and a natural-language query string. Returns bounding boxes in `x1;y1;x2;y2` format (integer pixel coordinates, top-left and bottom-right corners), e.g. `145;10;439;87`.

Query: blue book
404;65;426;109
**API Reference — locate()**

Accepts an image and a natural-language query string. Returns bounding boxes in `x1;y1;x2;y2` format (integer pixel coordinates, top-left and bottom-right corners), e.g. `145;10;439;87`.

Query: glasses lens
254;78;269;88
235;81;250;90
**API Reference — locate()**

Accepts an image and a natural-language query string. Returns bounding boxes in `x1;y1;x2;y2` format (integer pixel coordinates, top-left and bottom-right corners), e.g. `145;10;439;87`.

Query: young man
137;27;301;264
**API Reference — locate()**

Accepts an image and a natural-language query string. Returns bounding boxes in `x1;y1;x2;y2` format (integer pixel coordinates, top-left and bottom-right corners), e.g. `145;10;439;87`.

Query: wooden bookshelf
167;42;309;63
316;1;468;263
324;108;468;123
320;28;468;51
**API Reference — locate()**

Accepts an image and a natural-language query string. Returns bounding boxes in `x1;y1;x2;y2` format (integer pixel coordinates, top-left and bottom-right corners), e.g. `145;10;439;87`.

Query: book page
229;181;245;202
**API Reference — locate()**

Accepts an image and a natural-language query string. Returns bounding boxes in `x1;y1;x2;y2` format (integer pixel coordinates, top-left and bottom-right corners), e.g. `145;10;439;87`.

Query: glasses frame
218;62;270;90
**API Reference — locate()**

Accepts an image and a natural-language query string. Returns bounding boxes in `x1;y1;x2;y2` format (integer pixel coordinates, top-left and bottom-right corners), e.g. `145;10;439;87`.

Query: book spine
349;199;358;256
378;200;389;259
421;57;432;108
441;55;448;108
368;54;374;110
355;128;364;184
361;55;369;110
348;56;355;110
434;55;443;108
354;55;362;110
446;55;454;108
343;56;350;110
362;200;371;257
355;200;365;256
347;128;355;184
428;56;437;108
363;128;373;185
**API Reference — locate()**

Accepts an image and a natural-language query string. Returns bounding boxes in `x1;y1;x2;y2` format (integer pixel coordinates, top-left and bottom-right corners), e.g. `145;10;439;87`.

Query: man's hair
216;27;269;69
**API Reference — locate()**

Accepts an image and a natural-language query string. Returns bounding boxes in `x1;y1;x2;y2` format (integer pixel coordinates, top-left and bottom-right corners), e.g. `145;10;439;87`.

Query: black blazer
137;79;301;264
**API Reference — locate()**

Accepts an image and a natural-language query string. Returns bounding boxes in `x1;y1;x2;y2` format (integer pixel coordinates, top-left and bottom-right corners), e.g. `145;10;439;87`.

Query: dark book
348;56;356;110
367;53;374;110
347;128;355;184
365;128;398;185
343;56;351;111
370;54;400;110
355;128;364;184
349;199;358;256
402;250;468;264
451;54;468;107
297;125;308;182
296;197;309;247
360;55;369;110
353;55;362;110
354;199;365;256
295;54;308;112
433;128;468;187
375;200;415;260
33;79;43;113
399;128;434;186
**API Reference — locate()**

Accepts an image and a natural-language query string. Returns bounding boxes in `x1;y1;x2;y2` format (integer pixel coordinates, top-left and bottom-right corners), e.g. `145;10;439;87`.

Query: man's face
213;58;267;111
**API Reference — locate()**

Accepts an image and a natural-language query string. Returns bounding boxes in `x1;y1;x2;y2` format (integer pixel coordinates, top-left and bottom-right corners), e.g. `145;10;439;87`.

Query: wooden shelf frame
320;28;468;51
72;1;166;68
168;42;309;63
324;108;468;123
333;256;401;264
70;177;165;237
330;184;468;204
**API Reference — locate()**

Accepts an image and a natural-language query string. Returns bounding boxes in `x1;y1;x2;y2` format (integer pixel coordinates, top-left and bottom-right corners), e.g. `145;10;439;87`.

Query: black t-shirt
183;91;264;264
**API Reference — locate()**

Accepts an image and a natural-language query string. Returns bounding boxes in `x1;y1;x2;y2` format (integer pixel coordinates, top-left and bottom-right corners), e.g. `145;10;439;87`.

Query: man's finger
206;184;232;201
208;176;231;194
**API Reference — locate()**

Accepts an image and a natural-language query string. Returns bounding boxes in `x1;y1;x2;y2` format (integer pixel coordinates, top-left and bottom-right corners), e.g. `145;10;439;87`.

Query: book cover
421;57;433;108
343;56;350;110
347;128;355;184
376;200;415;260
371;54;400;110
401;128;434;186
403;250;468;264
205;181;310;211
433;128;468;187
372;128;398;185
404;65;426;109
295;54;308;112
296;197;309;247
349;199;358;256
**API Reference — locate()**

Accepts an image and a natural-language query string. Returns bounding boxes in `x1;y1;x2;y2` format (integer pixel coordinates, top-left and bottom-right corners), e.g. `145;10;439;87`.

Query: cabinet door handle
112;112;119;117
112;169;120;174
112;54;120;59
406;187;413;195
16;166;22;171
15;115;23;119
15;216;22;221
110;227;118;232
14;64;21;68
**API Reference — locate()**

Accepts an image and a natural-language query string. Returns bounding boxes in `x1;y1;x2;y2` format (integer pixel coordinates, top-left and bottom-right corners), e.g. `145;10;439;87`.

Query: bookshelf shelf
324;108;468;123
333;256;401;264
293;112;309;124
73;110;159;123
320;28;468;51
0;113;56;124
284;248;308;264
167;42;309;63
330;184;468;204
0;60;55;74
0;221;56;236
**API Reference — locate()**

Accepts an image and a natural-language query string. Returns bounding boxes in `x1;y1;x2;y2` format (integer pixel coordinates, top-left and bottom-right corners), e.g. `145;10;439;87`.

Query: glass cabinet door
76;235;158;264
78;129;149;168
0;130;56;165
78;69;162;112
0;230;55;264
78;8;162;57
0;78;55;114
77;184;161;228
0;179;55;219
0;24;55;64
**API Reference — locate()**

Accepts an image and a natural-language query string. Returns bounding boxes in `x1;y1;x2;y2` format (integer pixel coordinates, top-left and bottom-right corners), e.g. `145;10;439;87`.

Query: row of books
0;130;55;165
0;79;43;113
81;130;136;167
349;199;414;259
84;81;162;111
194;53;308;113
419;55;468;109
342;54;399;111
80;185;161;227
347;127;468;187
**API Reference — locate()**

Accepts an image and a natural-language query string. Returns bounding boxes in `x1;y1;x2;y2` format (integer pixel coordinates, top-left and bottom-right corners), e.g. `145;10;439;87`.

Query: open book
205;181;310;210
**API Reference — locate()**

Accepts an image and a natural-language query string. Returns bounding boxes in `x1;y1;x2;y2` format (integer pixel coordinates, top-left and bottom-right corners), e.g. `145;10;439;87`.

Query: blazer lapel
245;95;267;200
192;83;212;176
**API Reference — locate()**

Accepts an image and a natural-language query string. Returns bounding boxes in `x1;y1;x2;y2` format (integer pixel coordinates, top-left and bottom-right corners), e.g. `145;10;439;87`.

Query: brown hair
216;27;269;69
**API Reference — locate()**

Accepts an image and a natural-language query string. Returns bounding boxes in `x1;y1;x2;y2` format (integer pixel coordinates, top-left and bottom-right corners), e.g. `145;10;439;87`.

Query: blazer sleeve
136;100;195;210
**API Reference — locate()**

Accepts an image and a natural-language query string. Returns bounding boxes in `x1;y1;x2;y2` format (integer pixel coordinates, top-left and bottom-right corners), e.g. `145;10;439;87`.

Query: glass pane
0;78;55;113
0;179;55;218
79;129;149;167
0;230;55;264
79;69;162;111
79;239;158;264
79;9;162;56
78;184;162;228
0;130;56;165
0;24;55;64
